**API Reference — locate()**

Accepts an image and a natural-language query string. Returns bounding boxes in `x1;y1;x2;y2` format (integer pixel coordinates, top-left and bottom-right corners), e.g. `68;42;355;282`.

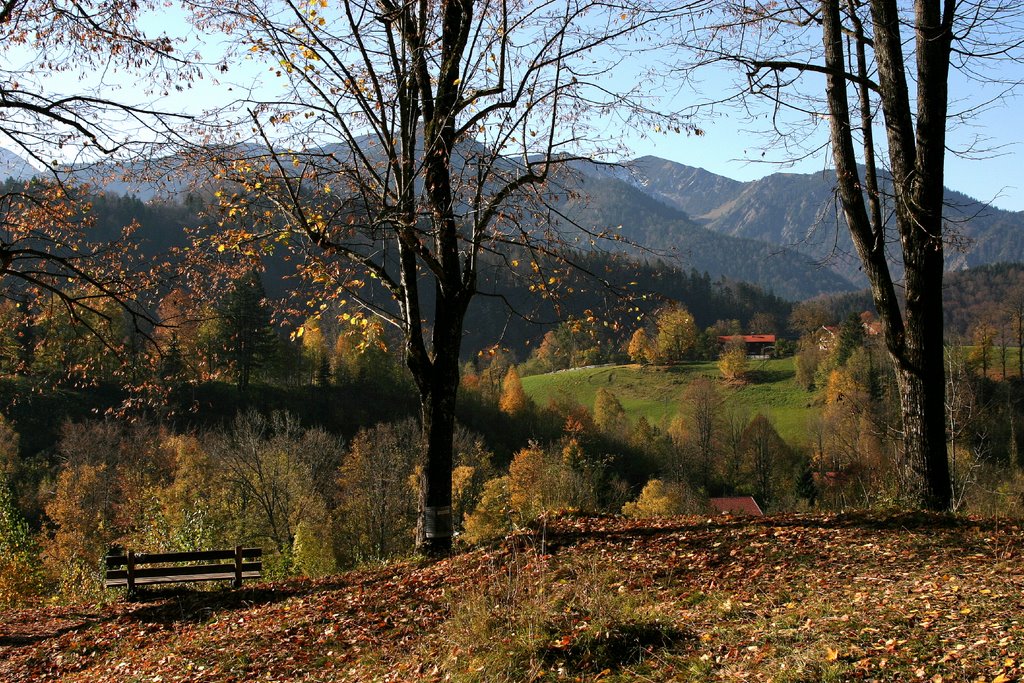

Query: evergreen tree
216;271;279;392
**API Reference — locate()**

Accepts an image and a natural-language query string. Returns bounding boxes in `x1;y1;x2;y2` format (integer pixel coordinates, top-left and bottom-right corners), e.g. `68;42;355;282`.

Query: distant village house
717;334;776;358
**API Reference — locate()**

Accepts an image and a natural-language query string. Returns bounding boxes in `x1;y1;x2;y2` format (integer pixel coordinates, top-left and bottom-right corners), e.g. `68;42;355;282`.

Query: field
2;512;1021;682
521;359;820;447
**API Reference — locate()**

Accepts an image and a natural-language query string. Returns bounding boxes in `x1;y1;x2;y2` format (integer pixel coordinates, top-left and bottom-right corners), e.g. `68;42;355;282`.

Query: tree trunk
413;288;469;557
820;0;954;511
416;371;458;557
894;341;953;508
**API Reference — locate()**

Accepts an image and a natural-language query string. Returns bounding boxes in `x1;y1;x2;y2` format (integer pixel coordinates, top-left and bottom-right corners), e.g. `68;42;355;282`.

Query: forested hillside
804;262;1024;341
548;169;855;299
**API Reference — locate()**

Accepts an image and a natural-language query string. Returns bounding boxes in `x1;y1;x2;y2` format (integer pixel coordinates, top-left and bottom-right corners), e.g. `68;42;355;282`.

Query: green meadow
521;358;821;447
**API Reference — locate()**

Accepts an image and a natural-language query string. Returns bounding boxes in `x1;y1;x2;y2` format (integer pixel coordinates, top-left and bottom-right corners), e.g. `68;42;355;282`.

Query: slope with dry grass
1;512;1021;682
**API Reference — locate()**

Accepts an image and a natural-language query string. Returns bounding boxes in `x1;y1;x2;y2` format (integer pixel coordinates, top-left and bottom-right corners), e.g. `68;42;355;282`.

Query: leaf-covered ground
2;512;1022;682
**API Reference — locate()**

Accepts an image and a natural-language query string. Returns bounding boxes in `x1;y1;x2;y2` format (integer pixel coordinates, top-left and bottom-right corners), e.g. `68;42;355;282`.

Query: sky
5;2;1023;212
621;104;1024;212
608;55;1024;212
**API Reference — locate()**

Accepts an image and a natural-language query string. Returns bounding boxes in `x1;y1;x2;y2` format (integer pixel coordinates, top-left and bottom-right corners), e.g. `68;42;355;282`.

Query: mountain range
615;156;1024;287
4;145;1022;301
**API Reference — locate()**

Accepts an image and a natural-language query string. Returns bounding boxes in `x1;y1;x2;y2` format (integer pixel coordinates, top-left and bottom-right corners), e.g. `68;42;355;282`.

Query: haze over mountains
6;146;1022;301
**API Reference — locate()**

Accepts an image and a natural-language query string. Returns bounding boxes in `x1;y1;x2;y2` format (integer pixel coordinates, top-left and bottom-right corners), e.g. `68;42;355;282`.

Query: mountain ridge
3;145;1021;299
616;156;1024;285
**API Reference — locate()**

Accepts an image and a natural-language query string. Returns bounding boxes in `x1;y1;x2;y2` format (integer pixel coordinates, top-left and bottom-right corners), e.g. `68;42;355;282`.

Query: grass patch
522;359;819;446
435;552;690;681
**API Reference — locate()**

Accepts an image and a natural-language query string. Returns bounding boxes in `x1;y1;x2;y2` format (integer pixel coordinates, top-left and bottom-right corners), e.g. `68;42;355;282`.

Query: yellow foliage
825;367;862;406
452;464;478;528
42;462;117;595
507;442;547;519
0;480;44;606
655;306;697;363
461;475;511;544
626;327;654;364
621;479;696;518
292;517;337;578
498;366;529;415
718;343;748;383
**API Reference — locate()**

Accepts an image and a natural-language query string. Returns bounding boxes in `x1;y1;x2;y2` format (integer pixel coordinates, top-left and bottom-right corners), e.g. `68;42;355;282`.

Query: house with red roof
709;496;764;516
716;334;777;358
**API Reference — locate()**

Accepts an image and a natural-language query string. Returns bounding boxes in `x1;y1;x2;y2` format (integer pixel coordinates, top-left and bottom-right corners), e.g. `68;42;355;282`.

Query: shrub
206;410;344;573
462;439;617;544
461;475;512;545
292;513;337;578
0;478;44;605
718;340;749;383
622;479;703;518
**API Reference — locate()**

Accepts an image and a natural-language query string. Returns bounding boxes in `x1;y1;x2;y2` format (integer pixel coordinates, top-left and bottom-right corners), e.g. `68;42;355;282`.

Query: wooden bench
105;546;262;593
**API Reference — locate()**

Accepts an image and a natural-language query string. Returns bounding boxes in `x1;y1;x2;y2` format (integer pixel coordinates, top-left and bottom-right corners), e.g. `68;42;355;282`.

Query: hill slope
551;169;855;299
521;360;817;447
7;143;1023;300
2;513;1021;682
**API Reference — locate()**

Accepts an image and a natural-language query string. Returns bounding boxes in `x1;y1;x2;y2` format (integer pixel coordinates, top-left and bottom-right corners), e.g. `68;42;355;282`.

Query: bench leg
127;550;137;597
233;545;243;589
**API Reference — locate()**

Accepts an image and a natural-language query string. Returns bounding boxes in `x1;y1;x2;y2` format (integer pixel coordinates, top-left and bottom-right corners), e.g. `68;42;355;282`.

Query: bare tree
1006;285;1024;379
741;413;787;510
680;376;723;490
207;410;343;556
189;0;688;554
671;0;1024;510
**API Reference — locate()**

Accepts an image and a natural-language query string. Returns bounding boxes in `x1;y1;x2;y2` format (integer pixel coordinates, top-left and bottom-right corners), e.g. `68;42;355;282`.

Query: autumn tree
654;305;697;364
333;319;399;387
42;420;177;592
530;318;610;371
299;316;330;387
718;337;749;384
0;3;192;365
720;406;750;494
1006;285;1024;379
337;419;420;562
969;312;998;378
680;377;723;489
498;366;530;416
206;410;343;563
593;387;630;438
0;476;42;605
788;301;832;338
626;327;655;365
741;414;789;511
155;288;202;382
621;478;701;518
671;0;1024;509
794;334;827;391
526;330;571;374
748;312;777;335
192;0;684;553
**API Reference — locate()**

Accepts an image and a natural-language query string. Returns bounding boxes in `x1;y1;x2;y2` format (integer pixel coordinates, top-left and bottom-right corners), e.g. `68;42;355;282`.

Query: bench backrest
105;546;262;590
